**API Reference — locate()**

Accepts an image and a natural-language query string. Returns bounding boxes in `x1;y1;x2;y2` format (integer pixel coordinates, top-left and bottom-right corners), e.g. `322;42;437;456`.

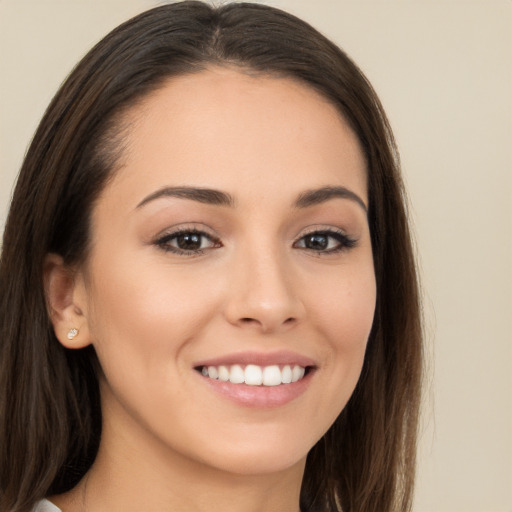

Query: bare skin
46;67;375;512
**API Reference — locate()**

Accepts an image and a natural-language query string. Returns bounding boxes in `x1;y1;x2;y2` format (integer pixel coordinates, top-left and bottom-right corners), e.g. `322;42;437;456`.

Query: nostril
238;316;297;329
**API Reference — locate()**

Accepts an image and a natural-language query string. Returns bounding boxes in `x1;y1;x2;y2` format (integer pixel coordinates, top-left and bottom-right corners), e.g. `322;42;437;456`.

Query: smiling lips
194;352;316;407
200;364;306;386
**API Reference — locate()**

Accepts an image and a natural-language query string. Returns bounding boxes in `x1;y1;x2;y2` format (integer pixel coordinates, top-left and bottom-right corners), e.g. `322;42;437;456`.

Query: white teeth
201;364;307;386
218;365;229;382
281;365;292;384
291;365;305;382
244;364;263;386
262;365;281;386
229;364;245;384
282;365;292;384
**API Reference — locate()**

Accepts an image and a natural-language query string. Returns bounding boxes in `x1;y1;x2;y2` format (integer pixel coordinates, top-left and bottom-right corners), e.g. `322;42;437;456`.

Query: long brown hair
0;2;422;511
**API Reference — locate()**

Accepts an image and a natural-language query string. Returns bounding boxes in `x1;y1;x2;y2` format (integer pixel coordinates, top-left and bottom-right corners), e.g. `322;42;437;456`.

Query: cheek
312;264;376;349
306;262;376;415
83;258;224;435
84;253;223;379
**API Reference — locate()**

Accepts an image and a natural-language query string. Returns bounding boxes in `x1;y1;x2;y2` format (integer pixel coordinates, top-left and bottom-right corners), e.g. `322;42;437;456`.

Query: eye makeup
152;224;358;258
154;227;222;255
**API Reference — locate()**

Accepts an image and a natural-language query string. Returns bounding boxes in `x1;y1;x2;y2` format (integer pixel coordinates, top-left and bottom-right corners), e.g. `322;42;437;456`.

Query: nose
223;246;305;334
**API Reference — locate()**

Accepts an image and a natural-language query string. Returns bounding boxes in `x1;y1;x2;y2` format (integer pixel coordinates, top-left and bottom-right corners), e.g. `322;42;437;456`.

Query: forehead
101;67;367;208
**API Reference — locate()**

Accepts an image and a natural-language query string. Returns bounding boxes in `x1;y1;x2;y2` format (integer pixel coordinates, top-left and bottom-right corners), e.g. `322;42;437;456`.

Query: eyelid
294;224;352;241
153;222;217;241
293;226;358;254
150;223;357;257
153;224;222;256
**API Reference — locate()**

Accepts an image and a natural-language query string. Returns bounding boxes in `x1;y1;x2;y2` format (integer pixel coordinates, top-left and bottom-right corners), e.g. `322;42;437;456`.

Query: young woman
0;2;422;511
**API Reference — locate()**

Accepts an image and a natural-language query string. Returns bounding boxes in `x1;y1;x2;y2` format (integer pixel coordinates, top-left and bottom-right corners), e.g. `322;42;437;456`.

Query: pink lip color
198;371;314;408
193;350;316;408
194;350;316;369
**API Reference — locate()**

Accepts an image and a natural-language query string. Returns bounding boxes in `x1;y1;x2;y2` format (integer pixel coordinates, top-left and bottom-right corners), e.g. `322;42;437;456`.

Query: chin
206;451;307;477
189;430;314;477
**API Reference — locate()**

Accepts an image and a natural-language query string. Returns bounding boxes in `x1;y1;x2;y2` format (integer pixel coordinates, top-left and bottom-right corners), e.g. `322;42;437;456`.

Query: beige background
1;1;511;510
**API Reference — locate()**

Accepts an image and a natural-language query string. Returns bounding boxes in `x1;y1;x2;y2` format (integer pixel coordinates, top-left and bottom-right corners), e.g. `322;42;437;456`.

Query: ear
44;253;91;349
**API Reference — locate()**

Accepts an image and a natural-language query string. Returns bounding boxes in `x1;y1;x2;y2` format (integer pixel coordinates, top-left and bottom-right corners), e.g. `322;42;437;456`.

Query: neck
53;399;305;512
86;456;304;512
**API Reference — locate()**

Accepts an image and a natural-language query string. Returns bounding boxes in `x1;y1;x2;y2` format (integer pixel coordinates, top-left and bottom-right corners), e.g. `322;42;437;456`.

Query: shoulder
31;500;62;512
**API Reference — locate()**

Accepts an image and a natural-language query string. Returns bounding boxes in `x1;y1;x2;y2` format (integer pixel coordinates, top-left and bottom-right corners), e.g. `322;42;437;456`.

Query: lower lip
197;370;314;408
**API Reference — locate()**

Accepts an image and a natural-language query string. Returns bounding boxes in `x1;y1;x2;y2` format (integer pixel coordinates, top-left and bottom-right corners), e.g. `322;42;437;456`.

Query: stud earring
67;328;79;340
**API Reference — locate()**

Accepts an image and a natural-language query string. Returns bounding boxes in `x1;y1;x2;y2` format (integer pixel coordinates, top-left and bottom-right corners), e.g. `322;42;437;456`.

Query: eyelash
293;228;357;254
155;228;221;255
154;227;357;256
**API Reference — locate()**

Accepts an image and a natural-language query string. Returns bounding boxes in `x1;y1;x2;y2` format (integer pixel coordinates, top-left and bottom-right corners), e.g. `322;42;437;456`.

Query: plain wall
1;1;511;511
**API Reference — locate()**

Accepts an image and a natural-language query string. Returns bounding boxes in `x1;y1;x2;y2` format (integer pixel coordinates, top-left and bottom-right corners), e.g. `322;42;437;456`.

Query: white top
32;499;62;512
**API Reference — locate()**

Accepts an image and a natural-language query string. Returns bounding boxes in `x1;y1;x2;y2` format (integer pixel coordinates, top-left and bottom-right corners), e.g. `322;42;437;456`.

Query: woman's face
74;68;376;476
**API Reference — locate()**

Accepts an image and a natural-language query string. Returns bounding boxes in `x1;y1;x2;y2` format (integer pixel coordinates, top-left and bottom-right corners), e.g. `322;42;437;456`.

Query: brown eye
175;232;203;251
156;230;221;255
304;234;329;250
294;230;357;253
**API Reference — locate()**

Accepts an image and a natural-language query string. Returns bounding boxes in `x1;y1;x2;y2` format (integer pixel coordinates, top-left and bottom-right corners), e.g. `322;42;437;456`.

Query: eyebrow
295;186;368;213
136;185;367;213
136;186;235;209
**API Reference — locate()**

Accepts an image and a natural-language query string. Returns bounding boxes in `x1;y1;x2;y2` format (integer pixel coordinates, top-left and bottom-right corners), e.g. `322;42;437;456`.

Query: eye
155;229;221;255
294;230;357;254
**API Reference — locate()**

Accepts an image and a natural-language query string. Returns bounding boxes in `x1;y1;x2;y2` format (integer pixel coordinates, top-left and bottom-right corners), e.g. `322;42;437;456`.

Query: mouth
195;364;312;386
192;351;317;407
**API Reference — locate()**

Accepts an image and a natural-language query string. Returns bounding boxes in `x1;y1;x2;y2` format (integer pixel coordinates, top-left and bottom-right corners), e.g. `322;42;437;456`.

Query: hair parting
0;3;422;511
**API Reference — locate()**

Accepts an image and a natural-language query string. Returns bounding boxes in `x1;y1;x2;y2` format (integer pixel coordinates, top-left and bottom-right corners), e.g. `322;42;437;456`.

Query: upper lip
194;350;317;369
